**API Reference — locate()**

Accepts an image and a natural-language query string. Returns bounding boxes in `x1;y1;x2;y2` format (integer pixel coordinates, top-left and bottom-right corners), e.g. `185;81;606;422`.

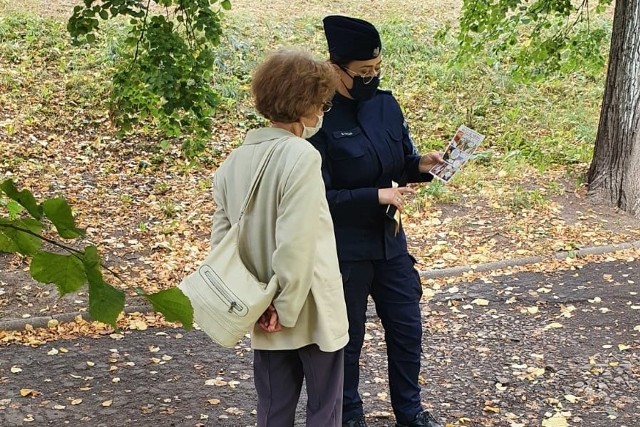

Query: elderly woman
308;16;444;427
210;48;349;426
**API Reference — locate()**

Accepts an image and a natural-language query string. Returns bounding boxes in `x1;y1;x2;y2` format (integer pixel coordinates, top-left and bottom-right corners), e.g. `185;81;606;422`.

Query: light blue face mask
302;115;323;139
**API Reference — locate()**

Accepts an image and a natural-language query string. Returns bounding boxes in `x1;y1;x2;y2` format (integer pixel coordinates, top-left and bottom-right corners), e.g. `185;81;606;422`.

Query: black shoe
395;410;443;427
343;414;368;427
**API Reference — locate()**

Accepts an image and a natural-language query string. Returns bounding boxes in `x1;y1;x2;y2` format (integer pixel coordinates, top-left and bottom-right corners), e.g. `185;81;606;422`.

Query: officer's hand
378;187;415;212
419;151;445;173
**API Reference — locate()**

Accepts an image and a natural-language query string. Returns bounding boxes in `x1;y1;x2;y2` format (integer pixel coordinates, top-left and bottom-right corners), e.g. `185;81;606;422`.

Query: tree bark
587;0;640;217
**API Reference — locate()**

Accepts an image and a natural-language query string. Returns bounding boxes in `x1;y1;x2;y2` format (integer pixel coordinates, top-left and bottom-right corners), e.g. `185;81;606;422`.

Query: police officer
308;15;445;427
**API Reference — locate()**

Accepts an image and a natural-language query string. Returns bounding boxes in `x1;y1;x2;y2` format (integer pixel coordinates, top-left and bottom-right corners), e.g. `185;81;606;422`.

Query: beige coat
211;127;349;352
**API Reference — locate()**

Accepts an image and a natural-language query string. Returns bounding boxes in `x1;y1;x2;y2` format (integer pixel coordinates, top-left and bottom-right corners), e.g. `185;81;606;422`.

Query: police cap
323;15;382;62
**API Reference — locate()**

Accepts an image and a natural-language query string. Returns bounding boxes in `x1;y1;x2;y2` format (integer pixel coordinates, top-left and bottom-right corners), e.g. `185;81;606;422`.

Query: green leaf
42;198;85;239
145;288;193;330
30;252;87;294
6;200;23;219
0;218;43;255
83;246;124;328
0;180;42;220
221;0;232;11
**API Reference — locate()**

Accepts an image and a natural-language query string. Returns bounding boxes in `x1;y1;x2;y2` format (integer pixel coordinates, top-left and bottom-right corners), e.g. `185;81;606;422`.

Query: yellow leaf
526;306;539;314
528;367;545;378
70;399;82;405
101;400;113;407
618;344;631;351
541;413;568;427
20;389;35;397
483;405;500;413
205;377;227;386
208;399;221;405
472;298;490;306
564;394;579;403
11;366;22;374
47;319;59;328
545;322;563;330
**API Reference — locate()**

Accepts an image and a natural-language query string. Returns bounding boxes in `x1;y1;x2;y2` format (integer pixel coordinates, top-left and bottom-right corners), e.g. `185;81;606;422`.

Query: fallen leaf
472;298;490;306
70;399;82;405
541;413;568;427
101;400;113;407
11;367;23;374
208;399;221;405
545;322;563;330
618;344;631;351
205;377;227;386
564;394;579;403
20;389;36;397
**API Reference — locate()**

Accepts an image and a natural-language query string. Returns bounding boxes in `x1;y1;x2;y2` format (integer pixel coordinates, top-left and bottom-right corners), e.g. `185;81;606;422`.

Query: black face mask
342;70;380;101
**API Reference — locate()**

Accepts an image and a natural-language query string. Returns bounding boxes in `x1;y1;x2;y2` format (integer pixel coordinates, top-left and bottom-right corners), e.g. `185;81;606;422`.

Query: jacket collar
243;127;294;145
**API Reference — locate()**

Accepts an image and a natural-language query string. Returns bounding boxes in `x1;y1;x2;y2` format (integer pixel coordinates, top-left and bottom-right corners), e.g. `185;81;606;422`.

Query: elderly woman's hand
257;304;283;333
419;151;445;173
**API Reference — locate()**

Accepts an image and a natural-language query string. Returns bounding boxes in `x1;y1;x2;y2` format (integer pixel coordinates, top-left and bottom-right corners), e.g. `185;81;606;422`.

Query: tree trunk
587;0;640;218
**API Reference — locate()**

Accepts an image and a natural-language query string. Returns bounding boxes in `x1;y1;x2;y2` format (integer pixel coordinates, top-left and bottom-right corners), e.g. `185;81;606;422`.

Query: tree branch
134;0;153;63
0;223;125;283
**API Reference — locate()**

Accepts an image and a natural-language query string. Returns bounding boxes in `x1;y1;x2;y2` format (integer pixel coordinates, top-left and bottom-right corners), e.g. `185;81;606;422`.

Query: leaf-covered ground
1;0;639;325
1;2;639;426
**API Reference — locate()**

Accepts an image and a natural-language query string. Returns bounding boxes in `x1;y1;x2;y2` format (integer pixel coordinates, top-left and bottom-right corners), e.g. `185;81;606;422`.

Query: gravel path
1;259;638;426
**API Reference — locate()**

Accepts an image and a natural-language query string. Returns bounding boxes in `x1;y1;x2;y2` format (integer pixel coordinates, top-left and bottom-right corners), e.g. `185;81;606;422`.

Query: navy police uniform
309;17;435;425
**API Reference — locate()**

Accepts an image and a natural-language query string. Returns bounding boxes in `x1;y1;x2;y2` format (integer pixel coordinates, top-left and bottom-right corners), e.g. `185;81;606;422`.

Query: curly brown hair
252;48;336;123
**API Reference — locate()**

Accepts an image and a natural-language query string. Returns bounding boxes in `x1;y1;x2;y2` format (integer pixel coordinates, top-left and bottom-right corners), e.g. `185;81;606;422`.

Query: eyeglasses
321;100;333;113
340;66;382;84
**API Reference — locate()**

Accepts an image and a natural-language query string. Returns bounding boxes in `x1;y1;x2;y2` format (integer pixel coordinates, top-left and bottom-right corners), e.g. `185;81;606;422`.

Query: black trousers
254;344;344;427
340;254;424;425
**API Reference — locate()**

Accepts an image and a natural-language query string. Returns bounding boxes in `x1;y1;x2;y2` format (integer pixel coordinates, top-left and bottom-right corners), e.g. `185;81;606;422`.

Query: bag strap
238;137;286;221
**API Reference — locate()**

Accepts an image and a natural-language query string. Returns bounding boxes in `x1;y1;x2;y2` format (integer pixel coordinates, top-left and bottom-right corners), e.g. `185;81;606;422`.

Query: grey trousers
253;344;344;427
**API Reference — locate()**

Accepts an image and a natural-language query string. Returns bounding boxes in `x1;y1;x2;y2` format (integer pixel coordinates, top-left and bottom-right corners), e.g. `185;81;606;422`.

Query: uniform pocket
329;128;365;160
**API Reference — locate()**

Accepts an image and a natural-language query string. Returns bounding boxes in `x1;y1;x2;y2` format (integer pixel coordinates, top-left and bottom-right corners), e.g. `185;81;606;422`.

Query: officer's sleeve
210;172;232;248
309;132;379;216
402;119;434;183
270;148;321;328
